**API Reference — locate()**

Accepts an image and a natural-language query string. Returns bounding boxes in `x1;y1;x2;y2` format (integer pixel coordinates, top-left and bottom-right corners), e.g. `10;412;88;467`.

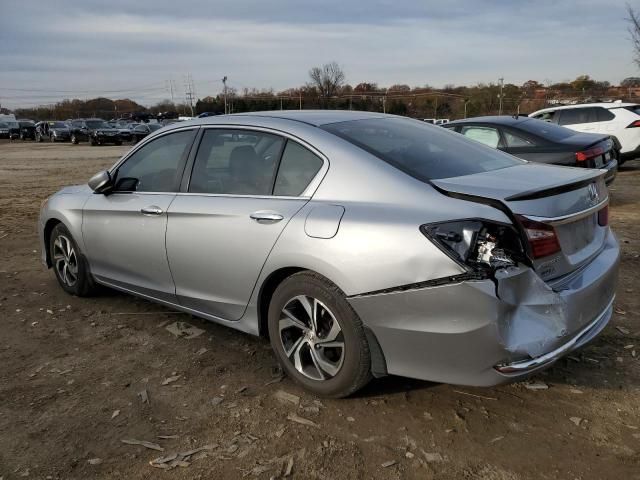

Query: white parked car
529;102;640;164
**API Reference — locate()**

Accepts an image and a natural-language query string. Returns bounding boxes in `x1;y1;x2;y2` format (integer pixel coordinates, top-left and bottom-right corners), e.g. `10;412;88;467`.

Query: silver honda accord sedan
39;110;619;397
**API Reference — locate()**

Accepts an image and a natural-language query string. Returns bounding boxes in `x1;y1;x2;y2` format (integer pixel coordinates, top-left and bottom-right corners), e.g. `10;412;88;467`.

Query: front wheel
49;223;98;297
268;271;372;398
71;134;78;144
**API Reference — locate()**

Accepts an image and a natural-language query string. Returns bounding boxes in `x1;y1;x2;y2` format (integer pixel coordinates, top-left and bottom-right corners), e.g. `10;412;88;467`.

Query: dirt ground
0;140;639;480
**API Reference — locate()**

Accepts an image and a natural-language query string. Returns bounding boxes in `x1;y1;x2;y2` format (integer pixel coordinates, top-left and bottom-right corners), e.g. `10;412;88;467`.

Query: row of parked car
0;116;168;145
440;101;640;184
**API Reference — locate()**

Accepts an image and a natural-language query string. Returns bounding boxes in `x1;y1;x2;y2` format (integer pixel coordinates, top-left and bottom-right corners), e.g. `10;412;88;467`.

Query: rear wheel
268;271;372;398
49;224;98;297
71;134;78;144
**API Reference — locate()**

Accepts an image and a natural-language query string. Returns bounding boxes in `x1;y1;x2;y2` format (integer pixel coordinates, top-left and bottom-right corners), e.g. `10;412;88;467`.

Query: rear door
166;128;326;320
557;107;599;133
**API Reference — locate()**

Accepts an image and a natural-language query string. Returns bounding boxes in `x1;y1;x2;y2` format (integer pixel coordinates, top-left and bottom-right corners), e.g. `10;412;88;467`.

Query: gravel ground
0;141;639;480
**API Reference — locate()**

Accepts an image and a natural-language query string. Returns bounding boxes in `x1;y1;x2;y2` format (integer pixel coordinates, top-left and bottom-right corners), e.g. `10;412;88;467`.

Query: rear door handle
140;205;163;216
250;211;284;224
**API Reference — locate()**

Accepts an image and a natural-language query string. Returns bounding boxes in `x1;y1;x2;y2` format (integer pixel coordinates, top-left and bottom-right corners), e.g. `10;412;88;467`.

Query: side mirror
88;170;113;194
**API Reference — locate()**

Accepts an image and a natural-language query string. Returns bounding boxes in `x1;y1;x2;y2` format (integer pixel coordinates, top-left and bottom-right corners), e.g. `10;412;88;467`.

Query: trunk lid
431;163;609;281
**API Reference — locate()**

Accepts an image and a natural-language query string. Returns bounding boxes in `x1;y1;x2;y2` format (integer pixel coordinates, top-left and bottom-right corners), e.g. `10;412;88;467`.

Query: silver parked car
39;111;619;397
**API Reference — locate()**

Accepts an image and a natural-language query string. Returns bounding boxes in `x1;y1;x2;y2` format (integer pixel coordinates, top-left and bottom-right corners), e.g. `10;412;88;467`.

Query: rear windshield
516;118;575;141
322;117;522;180
622;105;640;115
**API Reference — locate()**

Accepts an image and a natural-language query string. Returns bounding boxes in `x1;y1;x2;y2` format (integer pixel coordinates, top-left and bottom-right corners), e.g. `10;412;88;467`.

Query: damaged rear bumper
347;230;619;387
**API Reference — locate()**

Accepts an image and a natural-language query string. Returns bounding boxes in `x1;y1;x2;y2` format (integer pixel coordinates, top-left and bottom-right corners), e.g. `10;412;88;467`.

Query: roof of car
531;102;639;114
446;115;529;126
202;110;392;127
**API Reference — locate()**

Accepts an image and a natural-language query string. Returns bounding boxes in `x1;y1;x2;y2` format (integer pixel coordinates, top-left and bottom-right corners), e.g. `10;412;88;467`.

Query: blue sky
0;0;637;108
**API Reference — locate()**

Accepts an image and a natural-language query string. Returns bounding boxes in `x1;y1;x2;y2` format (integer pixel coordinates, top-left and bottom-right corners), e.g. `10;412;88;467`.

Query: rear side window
322;117;522;181
274;142;323;196
596;107;615;122
189;129;284;195
558;108;597;125
503;130;536;147
460;126;501;148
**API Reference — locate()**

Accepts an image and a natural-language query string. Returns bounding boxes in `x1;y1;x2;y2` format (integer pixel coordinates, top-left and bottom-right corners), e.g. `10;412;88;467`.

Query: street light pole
222;76;228;114
498;77;504;115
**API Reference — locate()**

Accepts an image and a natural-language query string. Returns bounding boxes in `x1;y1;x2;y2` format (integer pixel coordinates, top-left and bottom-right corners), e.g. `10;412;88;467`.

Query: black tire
71;134;78;144
50;135;55;143
36;134;42;142
267;271;372;398
49;223;98;297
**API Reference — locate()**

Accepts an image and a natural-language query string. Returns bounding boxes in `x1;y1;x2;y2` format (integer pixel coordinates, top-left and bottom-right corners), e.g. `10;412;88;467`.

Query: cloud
0;0;635;108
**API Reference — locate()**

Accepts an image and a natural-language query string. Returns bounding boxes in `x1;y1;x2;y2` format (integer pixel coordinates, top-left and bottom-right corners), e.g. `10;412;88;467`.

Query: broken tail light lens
421;220;524;271
517;217;561;259
598;205;609;226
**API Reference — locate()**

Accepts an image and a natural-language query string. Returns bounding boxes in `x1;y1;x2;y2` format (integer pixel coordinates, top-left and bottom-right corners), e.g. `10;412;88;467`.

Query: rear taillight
421;220;525;272
626;120;640;128
575;146;604;163
598;205;609;226
518;217;561;259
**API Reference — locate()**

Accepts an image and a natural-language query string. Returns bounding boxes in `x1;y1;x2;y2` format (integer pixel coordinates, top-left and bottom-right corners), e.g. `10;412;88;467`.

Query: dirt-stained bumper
347;230;619;386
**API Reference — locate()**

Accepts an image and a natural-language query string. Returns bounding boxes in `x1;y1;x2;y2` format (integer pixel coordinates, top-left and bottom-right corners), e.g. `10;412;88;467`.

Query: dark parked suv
18;120;37;140
69;119;122;146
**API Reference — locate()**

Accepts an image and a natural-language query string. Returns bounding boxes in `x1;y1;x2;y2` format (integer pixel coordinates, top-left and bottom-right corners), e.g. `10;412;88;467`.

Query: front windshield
149;124;162;131
19;121;35;127
322;117;523;181
86;120;108;129
7;121;19;128
517;118;574;141
0;122;8;128
50;121;67;128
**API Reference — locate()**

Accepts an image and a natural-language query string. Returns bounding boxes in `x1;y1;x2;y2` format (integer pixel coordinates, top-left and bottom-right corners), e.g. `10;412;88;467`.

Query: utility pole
222;76;228;114
299;91;302;110
498;77;504;115
184;74;195;117
169;80;175;104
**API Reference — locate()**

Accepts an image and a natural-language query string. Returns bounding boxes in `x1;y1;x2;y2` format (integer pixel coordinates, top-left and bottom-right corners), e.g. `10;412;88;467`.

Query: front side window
460;126;501;148
274;141;323;196
189;129;284;195
534;111;557;123
113;129;196;192
322;117;521;181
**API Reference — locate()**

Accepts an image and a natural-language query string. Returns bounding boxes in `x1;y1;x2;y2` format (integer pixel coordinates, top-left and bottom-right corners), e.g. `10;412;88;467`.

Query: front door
166;128;325;320
82;128;197;301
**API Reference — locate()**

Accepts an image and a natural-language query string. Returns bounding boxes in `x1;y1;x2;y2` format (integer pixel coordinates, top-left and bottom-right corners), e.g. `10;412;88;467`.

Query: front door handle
141;205;163;216
250;211;284;224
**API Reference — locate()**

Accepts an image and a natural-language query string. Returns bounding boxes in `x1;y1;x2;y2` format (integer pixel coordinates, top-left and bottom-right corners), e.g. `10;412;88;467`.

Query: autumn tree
628;4;640;68
308;62;345;107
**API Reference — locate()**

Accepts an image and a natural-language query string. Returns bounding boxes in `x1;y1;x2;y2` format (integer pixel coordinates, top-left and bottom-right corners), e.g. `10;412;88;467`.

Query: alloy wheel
52;235;78;287
278;295;345;381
